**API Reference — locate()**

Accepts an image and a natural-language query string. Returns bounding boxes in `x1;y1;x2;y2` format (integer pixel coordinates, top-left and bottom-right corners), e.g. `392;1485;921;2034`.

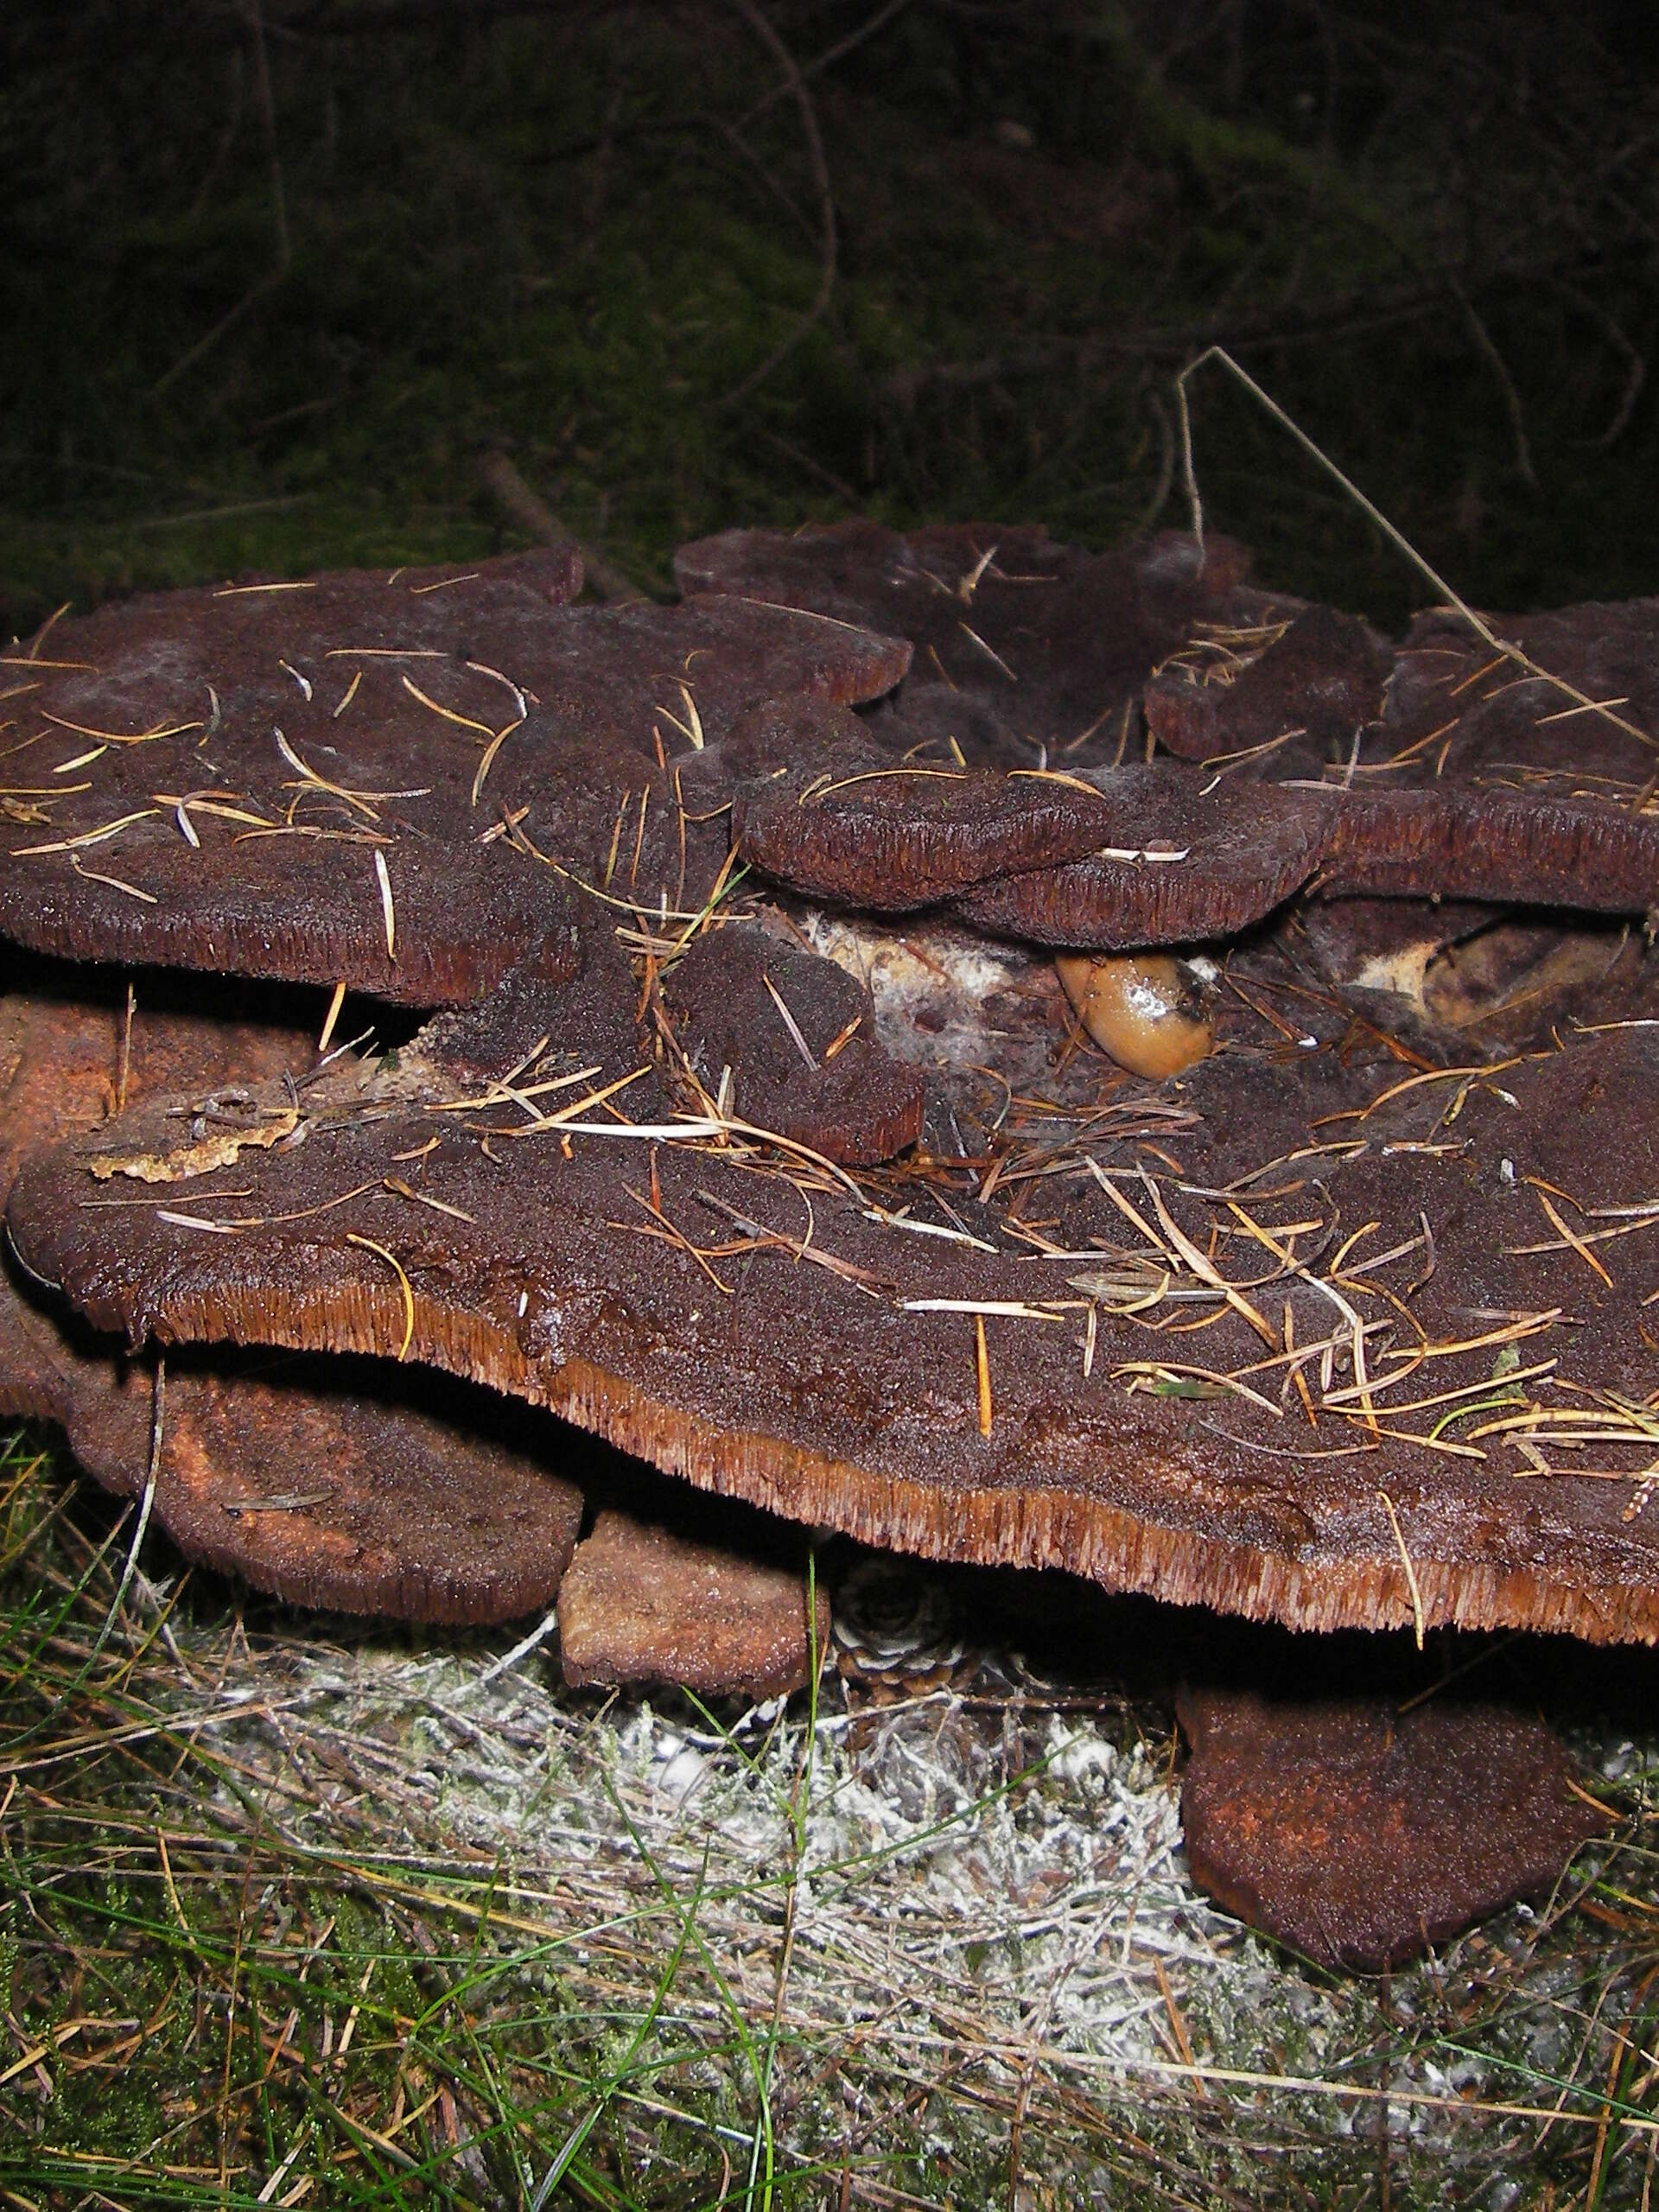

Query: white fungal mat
149;1550;1630;2201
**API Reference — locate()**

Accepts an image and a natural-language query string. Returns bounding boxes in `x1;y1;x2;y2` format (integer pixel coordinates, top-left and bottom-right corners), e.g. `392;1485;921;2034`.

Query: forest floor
5;1428;1659;2209
6;6;1659;2202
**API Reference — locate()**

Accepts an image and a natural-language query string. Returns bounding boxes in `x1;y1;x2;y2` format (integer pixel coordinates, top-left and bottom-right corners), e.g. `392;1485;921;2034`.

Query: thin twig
477;448;644;602
1447;276;1536;486
1176;345;1657;764
83;1361;167;1679
154;0;291;394
720;0;837;406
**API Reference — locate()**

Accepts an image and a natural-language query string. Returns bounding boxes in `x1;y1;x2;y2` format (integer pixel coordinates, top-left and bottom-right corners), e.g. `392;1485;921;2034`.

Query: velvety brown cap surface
12;908;1659;1644
1179;1688;1614;1969
1145;604;1392;763
557;1507;830;1700
677;520;1274;771
950;773;1332;947
61;1345;584;1624
2;977;582;1622
658;922;925;1163
0;558;909;1003
690;527;1659;950
1144;594;1659;914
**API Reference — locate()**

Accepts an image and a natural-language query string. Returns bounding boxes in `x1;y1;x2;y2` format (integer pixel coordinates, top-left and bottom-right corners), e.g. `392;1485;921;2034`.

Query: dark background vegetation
3;0;1657;639
7;10;1659;2202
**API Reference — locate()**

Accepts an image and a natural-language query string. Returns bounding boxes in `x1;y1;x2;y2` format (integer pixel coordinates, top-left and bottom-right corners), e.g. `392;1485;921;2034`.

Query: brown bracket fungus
557;1507;830;1701
9;516;1659;2006
1;974;305;1417
1142;589;1659;915
656;922;925;1165
732;729;1332;945
1;979;582;1623
949;774;1334;950
41;1344;587;1627
677;519;1274;771
12;907;1659;1645
1178;1688;1614;1970
688;525;1659;958
1143;604;1394;766
8;521;1659;1678
0;555;909;1006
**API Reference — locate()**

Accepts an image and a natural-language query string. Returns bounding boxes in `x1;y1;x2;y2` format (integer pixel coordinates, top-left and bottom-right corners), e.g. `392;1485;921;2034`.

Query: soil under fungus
5;518;1657;1961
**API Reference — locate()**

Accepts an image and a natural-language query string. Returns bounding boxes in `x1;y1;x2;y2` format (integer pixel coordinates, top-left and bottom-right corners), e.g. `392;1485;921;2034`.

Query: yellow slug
1055;951;1214;1078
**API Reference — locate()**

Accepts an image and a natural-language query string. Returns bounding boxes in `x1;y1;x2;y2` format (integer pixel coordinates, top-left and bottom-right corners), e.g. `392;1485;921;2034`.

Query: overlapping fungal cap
0;975;305;1417
0;553;910;1003
676;519;1274;770
557;1507;830;1700
12;906;1659;1645
1142;591;1659;909
8;521;1659;1655
0;978;582;1623
1143;603;1393;766
657;921;925;1164
56;1346;587;1626
1147;591;1659;796
1178;1689;1613;1969
729;712;1327;930
730;701;1659;960
683;525;1659;952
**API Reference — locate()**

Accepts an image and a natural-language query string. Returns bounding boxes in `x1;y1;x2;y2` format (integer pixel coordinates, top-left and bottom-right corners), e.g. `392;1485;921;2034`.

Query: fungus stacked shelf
7;519;1653;1959
3;525;1655;1656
